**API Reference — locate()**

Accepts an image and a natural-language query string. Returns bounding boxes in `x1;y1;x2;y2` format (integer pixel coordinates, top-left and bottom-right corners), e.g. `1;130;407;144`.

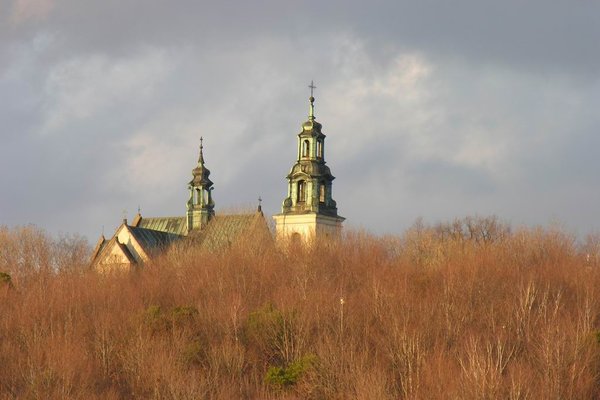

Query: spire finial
137;205;141;215
198;136;205;164
258;196;262;212
308;80;316;120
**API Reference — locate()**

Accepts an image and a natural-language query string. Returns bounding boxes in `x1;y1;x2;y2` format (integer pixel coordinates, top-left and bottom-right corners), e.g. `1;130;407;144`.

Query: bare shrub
0;225;90;278
387;327;424;399
459;336;516;399
1;217;600;398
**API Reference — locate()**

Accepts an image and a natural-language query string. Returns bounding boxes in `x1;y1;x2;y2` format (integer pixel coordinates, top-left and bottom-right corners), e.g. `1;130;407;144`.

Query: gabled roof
195;212;269;251
128;225;181;256
92;211;271;269
116;241;137;264
136;216;187;236
92;230;137;268
90;235;107;263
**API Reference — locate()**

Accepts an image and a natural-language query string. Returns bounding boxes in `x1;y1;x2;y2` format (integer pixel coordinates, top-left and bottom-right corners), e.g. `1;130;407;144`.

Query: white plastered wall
273;213;344;244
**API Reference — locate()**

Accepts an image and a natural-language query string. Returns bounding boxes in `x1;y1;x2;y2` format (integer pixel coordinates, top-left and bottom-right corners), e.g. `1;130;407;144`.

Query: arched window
302;140;310;157
290;232;302;249
319;182;326;203
297;180;306;202
317;140;323;158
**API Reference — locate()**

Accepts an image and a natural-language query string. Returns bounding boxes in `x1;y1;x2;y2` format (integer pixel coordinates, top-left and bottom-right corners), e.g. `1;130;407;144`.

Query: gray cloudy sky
1;0;599;241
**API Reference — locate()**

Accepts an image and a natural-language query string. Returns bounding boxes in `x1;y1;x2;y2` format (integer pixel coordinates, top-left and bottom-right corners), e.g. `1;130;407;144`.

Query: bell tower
273;82;345;243
186;137;215;232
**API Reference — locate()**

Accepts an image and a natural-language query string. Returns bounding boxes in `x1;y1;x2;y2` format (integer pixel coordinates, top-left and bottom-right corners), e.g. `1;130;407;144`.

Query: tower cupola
273;82;345;243
186;137;215;232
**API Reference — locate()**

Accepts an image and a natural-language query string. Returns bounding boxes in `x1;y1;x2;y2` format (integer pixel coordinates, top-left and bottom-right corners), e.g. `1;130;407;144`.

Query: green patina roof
134;213;268;251
128;226;181;255
93;212;270;267
195;213;267;252
137;216;187;236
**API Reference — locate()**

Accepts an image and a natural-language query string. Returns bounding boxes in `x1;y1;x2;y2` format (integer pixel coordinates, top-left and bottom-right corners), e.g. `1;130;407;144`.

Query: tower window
291;232;302;249
297;180;306;202
302;140;310;157
319;182;326;203
317;140;323;158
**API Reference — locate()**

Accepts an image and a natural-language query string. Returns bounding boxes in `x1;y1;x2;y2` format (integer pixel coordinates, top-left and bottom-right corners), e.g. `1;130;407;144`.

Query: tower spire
187;136;215;232
198;136;205;165
308;80;316;120
273;86;345;244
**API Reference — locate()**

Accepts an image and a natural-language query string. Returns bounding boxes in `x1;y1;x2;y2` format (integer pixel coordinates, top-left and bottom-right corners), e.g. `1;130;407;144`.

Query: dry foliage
1;217;600;399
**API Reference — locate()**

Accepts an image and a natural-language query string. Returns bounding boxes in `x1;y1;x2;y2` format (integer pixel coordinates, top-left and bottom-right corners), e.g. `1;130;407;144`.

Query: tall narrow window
319;182;326;203
291;232;302;249
297;180;306;202
302;140;310;157
317;140;323;158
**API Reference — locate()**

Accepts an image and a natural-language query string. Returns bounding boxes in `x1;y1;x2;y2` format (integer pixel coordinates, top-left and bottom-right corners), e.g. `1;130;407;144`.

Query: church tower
273;83;345;243
186;137;215;232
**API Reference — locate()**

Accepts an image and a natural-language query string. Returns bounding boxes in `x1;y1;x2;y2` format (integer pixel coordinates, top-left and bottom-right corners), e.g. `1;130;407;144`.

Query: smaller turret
186;137;215;232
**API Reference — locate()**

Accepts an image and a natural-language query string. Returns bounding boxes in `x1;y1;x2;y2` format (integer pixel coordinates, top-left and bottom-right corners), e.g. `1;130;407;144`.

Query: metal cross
309;80;316;97
258;196;262;206
200;136;203;149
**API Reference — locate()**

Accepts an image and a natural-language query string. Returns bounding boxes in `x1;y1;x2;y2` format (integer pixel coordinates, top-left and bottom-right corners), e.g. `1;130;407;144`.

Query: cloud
1;1;600;240
10;0;54;25
308;36;600;233
40;47;172;135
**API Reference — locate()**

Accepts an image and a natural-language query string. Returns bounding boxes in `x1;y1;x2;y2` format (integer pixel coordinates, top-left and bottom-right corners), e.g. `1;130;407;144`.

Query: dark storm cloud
1;0;599;240
4;1;599;73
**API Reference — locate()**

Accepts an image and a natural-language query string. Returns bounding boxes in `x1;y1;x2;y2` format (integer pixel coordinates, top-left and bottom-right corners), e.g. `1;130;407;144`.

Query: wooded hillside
1;218;599;399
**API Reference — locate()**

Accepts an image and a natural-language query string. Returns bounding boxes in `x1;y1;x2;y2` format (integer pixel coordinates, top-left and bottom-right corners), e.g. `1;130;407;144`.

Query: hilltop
1;217;599;399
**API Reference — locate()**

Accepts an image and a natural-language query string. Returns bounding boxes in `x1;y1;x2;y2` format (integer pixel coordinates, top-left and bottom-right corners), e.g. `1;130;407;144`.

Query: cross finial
308;80;316;120
198;136;205;164
122;209;127;224
137;205;141;215
309;80;316;98
257;196;263;212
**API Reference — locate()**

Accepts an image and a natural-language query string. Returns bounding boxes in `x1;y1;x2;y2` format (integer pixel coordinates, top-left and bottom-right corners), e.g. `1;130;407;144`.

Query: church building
91;139;268;271
91;85;344;270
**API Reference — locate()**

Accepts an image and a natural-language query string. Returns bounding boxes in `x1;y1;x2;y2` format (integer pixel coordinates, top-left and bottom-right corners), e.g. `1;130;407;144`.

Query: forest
1;217;599;399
